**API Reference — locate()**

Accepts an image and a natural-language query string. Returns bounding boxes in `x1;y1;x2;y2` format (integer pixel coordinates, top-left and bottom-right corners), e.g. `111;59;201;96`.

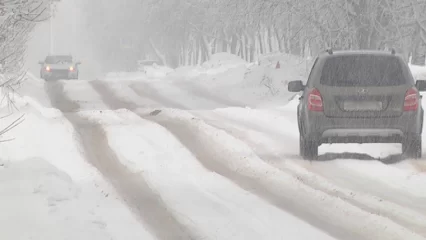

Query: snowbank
201;52;248;71
0;73;62;118
104;64;174;80
19;72;53;107
168;52;309;107
0;156;154;240
101;52;308;107
0;92;154;239
104;72;148;81
409;64;426;80
173;52;249;78
145;65;174;78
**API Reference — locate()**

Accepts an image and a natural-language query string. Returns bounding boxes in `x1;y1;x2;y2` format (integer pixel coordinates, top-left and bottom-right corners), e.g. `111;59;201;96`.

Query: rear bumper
321;129;403;143
303;111;422;144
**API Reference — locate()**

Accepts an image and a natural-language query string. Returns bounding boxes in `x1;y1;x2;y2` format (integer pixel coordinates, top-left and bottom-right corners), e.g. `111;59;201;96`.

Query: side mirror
38;61;44;64
288;80;305;92
416;80;426;92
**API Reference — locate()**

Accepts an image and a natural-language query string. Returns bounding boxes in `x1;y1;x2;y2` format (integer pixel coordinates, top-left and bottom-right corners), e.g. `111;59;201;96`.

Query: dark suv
288;50;426;160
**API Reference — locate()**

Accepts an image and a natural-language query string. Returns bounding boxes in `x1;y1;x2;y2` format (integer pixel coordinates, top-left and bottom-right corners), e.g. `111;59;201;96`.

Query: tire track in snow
198;113;426;237
172;80;246;107
43;81;198;240
129;82;190;109
88;77;353;239
129;81;244;109
148;116;356;240
89;78;426;240
90;80;140;110
205;110;426;194
90;80;185;111
147;115;426;240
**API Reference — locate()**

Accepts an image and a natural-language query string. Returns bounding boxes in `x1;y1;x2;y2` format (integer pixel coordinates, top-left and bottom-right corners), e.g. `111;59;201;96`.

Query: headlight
69;66;74;71
45;66;50;71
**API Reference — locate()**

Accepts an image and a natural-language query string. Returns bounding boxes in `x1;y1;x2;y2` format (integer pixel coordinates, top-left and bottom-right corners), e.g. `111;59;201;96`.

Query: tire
300;134;319;160
402;135;422;159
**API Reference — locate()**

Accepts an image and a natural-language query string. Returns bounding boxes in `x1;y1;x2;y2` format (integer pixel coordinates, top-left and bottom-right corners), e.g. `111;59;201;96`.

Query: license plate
343;101;382;111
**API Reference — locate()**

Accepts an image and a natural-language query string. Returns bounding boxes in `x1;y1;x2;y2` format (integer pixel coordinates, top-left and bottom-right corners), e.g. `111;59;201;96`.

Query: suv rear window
320;55;406;87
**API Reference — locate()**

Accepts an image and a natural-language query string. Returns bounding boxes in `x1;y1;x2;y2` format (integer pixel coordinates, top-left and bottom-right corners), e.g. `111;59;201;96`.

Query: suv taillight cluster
404;87;419;111
308;88;324;112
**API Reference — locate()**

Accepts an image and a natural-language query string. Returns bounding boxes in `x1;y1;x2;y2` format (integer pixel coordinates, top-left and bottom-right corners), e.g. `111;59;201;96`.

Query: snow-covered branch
0;0;47;139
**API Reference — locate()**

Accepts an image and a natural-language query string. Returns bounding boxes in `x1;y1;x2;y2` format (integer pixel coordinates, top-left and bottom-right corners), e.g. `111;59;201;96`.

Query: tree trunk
202;35;213;60
231;34;238;55
267;27;273;53
240;34;246;61
412;25;426;66
235;35;241;58
149;38;167;66
257;33;264;55
223;29;229;53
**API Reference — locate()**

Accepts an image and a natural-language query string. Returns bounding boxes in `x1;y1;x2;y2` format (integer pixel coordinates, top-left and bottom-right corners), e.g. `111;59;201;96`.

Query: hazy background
25;0;101;79
24;0;426;80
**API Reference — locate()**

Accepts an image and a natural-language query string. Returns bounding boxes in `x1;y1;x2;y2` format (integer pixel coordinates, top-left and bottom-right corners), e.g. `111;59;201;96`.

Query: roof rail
325;48;333;55
390;48;396;55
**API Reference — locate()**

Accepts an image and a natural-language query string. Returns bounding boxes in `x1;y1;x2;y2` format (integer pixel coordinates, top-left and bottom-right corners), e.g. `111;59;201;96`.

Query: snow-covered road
2;64;426;240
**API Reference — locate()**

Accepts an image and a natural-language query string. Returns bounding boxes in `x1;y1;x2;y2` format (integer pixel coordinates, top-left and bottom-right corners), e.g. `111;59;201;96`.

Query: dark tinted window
45;55;73;64
320;55;406;86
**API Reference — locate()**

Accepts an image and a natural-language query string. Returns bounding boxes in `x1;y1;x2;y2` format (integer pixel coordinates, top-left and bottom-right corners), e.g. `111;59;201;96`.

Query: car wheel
402;135;422;159
300;134;318;160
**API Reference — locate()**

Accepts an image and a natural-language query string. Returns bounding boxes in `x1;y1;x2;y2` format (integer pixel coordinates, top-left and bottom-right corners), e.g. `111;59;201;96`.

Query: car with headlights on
39;55;81;81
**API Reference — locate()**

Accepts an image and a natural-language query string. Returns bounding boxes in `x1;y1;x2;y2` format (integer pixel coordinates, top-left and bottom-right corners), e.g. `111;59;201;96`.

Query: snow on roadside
329;159;426;197
197;110;426;233
104;63;174;80
209;105;426;195
409;64;426;80
16;72;53;107
60;80;109;110
173;52;249;78
77;108;337;240
0;103;154;239
90;80;161;108
104;72;148;81
176;52;308;107
153;108;425;240
103;52;309;107
18;73;110;112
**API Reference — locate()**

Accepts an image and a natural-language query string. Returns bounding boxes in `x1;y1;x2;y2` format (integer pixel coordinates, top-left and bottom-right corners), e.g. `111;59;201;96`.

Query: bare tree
79;0;426;68
0;0;48;139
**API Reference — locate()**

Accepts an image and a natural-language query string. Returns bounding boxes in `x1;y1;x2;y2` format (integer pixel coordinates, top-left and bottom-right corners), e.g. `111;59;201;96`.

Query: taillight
45;66;50;71
404;87;419;111
308;88;323;112
69;66;74;71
